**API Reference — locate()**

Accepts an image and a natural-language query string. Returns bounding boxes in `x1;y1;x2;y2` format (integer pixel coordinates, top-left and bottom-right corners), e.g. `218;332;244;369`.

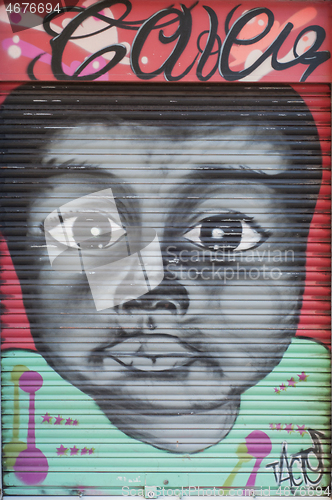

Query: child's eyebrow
183;165;270;182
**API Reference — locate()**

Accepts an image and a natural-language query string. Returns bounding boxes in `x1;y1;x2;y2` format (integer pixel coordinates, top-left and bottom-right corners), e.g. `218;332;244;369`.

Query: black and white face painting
16;121;315;453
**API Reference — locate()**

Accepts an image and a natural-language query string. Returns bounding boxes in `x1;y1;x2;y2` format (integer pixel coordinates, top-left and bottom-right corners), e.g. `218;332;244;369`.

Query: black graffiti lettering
196;6;221;81
27;52;46;81
301;429;324;485
219;7;275;81
131;3;198;81
269;25;330;82
74;45;127;80
293;27;330;82
43;5;83;38
279;443;296;486
266;444;293;487
30;1;330;82
224;4;240;35
46;0;132;80
219;6;330;83
266;444;303;489
266;429;325;489
266;460;279;484
288;456;303;487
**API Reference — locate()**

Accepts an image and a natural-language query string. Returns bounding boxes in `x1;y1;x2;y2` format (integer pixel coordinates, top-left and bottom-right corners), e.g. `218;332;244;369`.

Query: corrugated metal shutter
0;83;331;497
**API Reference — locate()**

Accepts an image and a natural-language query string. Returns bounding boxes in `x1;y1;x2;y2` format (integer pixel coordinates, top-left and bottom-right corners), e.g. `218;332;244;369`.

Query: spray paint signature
266;429;325;489
25;1;330;82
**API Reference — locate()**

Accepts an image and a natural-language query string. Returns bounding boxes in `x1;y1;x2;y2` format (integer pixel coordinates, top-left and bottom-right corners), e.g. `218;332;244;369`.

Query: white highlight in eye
91;227;101;236
184;219;262;252
212;227;224;239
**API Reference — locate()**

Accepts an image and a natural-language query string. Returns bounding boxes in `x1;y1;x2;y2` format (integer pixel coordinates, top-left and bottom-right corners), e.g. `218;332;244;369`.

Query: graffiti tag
266;429;325;490
27;0;330;81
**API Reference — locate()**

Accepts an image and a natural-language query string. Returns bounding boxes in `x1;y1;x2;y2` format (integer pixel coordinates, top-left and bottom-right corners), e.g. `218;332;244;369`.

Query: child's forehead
47;121;283;143
44;122;291;177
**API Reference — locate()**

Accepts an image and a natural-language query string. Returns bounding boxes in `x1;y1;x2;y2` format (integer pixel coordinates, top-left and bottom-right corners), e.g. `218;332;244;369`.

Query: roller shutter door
0;83;331;497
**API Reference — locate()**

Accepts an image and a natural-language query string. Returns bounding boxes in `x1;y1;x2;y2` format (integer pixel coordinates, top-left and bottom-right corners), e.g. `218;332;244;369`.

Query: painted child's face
25;123;305;453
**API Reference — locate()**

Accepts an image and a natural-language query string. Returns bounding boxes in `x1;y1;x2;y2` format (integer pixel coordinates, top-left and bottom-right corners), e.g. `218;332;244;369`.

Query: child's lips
101;334;200;372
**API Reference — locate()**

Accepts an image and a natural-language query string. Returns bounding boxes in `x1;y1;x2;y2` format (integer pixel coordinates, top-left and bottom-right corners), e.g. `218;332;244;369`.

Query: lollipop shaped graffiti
14;371;49;485
223;442;252;488
223;431;272;490
3;365;29;468
245;431;272;488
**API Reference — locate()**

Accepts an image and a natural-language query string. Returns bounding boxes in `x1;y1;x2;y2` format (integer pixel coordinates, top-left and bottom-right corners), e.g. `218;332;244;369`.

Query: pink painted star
284;423;294;434
70;446;79;456
72;419;79;426
41;412;53;424
88;448;95;455
65;418;73;425
81;447;88;455
280;384;287;391
287;377;296;387
54;415;64;425
298;372;308;382
297;425;307;436
275;423;283;431
269;423;275;430
56;444;68;456
274;387;280;394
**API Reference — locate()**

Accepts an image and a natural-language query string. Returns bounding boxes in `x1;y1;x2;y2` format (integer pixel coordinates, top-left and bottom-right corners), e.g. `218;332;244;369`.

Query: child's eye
45;211;126;250
184;214;268;252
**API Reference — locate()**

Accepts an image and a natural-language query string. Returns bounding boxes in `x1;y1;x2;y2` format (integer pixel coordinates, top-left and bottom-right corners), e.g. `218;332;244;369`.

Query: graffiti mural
0;0;331;82
0;81;330;495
